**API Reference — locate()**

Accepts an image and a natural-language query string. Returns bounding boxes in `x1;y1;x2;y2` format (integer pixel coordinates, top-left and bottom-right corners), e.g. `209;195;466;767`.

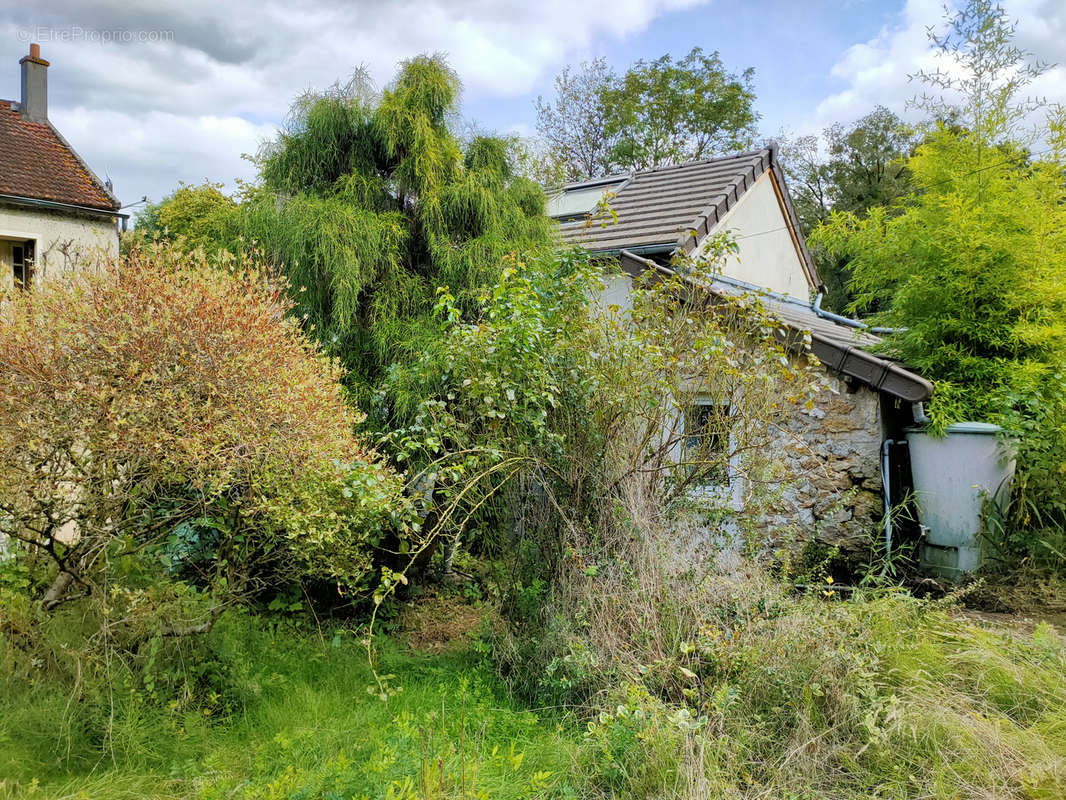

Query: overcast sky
2;0;1064;209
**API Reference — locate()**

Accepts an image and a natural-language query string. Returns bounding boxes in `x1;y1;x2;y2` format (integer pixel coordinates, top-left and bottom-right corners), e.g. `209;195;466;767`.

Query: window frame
2;235;37;291
681;397;733;488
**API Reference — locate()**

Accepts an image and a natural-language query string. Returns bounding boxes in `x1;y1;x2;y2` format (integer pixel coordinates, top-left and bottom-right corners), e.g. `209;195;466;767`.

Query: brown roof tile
555;146;820;288
0;100;119;211
556;149;770;252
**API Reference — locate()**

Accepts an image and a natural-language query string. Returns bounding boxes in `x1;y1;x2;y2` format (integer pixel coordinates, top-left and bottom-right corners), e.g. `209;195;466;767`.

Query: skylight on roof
546;179;625;220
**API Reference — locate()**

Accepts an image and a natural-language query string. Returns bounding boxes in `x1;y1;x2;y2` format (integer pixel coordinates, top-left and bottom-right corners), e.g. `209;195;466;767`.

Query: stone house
0;44;124;291
549;146;932;556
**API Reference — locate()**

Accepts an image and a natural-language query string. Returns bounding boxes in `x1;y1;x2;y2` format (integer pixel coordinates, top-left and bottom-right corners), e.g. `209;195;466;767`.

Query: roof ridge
556;147;773;191
631;147;771;178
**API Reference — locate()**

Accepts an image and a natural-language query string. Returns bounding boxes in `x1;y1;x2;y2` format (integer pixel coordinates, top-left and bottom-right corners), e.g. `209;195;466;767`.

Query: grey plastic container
905;422;1015;579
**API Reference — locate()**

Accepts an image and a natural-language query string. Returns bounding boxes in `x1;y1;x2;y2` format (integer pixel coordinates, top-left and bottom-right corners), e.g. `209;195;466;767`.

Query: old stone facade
768;373;886;555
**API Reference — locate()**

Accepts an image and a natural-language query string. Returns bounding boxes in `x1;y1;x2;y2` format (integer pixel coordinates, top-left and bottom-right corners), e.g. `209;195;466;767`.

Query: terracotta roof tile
0;100;119;211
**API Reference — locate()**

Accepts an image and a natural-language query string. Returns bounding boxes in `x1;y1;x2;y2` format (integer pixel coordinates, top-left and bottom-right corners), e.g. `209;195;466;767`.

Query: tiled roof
0;100;119;211
722;284;885;352
557;148;772;252
759;295;933;402
618;250;933;403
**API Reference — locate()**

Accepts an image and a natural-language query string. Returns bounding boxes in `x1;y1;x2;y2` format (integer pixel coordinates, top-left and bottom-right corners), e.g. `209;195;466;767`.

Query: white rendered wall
0;204;118;290
597;272;634;314
699;171;811;298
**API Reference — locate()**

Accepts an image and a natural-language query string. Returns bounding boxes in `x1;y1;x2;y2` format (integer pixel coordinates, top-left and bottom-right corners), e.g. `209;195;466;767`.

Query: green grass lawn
0;616;580;800
4;591;1066;799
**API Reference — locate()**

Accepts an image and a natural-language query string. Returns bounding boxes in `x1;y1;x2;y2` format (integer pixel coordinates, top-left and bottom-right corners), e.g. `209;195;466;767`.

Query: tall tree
602;48;758;170
240;56;554;415
781;107;917;310
534;57;620;182
536;49;758;181
824;107;916;218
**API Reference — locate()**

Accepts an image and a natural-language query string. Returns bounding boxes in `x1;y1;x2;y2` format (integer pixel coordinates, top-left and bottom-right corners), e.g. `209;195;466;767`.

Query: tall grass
4;567;1065;799
500;512;1066;799
0;613;578;800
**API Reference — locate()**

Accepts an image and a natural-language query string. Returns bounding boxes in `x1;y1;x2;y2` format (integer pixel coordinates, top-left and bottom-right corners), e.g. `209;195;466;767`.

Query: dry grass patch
397;592;487;653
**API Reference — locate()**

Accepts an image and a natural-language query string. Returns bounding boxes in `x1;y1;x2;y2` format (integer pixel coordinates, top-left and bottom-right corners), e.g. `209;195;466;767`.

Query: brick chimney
19;43;49;123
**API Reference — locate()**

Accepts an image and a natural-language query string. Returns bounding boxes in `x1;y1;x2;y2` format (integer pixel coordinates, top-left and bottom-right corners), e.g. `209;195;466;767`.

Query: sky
1;0;1064;210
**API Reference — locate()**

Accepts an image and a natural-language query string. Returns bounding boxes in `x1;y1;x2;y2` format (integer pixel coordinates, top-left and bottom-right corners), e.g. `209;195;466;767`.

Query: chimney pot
19;43;49;123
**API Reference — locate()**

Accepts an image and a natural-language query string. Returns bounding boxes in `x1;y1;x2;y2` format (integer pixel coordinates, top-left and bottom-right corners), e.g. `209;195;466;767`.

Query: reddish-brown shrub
0;243;405;624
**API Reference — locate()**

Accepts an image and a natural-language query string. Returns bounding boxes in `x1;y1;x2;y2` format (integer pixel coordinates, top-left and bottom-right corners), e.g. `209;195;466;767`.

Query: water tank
905;422;1015;579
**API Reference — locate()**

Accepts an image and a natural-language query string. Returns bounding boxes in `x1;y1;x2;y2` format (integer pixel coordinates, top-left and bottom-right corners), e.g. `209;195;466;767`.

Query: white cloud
809;0;1066;134
1;0;705;205
54;107;275;203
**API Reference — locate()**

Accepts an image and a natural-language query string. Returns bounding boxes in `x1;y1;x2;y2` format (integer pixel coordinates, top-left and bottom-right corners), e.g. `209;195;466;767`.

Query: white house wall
700;172;810;299
0;204;118;290
597;272;634;314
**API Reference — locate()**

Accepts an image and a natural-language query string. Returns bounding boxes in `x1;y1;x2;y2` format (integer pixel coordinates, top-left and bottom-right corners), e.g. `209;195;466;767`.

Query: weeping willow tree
242;55;554;417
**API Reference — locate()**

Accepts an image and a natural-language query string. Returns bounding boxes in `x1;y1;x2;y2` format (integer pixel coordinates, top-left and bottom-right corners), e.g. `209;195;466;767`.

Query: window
682;401;731;485
546;178;627;221
11;241;34;290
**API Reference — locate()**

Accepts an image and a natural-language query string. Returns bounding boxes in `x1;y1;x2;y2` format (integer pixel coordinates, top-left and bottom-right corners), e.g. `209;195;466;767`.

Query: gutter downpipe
812;292;905;335
912;401;931;425
881;439;896;564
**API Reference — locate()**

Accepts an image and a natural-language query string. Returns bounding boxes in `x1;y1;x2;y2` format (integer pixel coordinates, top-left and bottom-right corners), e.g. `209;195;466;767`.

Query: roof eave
618;248;931;403
810;335;933;402
0;193;128;220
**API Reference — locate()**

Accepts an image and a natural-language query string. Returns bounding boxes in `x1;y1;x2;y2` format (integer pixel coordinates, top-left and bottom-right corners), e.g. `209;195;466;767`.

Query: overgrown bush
541;520;1066;799
376;239;824;688
0;243;407;653
125;181;241;256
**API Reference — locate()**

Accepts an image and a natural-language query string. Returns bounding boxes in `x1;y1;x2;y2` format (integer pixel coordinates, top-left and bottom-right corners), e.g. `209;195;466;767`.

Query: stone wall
766;373;886;555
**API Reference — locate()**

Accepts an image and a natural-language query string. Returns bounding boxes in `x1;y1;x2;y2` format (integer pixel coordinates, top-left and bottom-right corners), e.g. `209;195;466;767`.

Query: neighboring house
550;145;933;556
0;44;124;291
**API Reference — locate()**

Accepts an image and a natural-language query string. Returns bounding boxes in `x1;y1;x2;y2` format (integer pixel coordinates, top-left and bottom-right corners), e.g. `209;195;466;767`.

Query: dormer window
546;176;629;222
